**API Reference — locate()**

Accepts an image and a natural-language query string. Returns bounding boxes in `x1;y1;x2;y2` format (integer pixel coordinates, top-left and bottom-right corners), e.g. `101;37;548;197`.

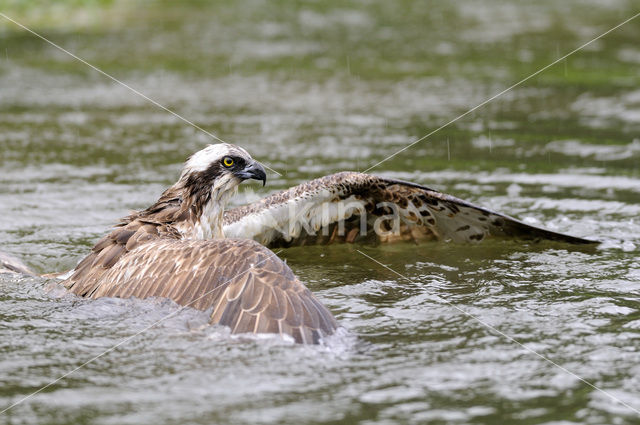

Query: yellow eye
223;157;234;167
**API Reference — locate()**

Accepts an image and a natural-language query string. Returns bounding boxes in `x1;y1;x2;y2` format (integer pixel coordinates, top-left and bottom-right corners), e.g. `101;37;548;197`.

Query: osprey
61;144;339;344
2;144;595;344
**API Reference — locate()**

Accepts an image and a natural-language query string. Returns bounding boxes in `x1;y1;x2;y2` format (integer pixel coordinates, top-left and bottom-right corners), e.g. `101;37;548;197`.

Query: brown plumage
62;144;338;344
223;172;597;247
65;238;336;344
27;145;594;344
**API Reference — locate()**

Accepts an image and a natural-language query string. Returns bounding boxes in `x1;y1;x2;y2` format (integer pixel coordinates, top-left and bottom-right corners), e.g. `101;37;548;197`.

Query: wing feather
226;273;250;301
66;219;180;297
265;287;288;321
218;297;244;330
254;312;280;334
310;296;337;332
64;238;337;344
283;291;303;328
300;296;321;330
169;262;203;303
137;258;171;299
233;310;257;334
240;277;258;311
224;171;597;247
187;260;219;308
208;285;231;325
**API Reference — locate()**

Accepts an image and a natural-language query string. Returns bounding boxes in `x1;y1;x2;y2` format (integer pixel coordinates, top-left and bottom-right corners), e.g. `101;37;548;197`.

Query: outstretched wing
223;172;596;247
64;238;337;344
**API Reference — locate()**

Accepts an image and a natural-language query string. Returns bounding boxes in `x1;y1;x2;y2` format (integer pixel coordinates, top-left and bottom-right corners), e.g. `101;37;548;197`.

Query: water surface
1;1;639;424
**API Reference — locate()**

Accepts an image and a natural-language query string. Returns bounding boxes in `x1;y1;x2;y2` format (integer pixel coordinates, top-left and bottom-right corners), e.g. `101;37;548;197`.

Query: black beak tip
254;165;267;187
237;161;267;186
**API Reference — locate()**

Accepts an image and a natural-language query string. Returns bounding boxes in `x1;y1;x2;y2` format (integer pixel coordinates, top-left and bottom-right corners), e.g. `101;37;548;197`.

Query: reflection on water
1;1;639;424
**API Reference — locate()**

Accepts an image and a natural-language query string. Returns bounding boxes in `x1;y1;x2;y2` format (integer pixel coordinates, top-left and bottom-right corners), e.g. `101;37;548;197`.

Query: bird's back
63;222;338;344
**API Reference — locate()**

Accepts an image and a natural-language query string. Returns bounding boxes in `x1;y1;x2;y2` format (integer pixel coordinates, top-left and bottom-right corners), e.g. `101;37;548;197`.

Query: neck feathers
127;173;239;240
186;179;237;239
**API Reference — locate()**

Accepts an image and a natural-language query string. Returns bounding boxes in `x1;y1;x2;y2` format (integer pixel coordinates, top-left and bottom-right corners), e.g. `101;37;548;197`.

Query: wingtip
0;250;37;276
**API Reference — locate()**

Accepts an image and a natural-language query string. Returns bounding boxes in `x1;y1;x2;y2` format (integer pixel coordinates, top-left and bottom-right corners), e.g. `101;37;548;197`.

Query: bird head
177;143;267;239
181;143;266;192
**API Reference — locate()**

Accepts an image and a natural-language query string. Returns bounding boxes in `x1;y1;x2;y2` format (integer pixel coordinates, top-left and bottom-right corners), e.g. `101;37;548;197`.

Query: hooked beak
235;160;267;186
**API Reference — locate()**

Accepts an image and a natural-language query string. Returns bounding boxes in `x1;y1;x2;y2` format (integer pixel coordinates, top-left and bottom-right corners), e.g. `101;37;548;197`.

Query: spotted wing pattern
64;238;337;344
224;172;596;247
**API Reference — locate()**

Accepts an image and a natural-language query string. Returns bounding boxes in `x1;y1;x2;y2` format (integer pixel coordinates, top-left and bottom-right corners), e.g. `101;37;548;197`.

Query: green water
1;1;639;424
